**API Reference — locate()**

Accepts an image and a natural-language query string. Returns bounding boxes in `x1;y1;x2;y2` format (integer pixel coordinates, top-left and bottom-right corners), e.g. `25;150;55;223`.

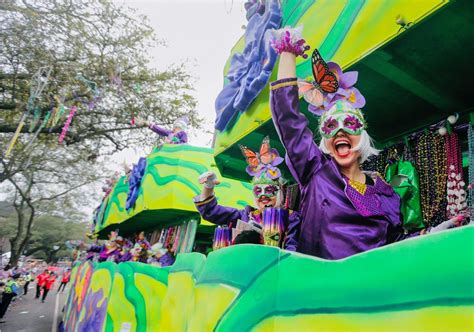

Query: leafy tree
1;212;89;263
0;0;199;267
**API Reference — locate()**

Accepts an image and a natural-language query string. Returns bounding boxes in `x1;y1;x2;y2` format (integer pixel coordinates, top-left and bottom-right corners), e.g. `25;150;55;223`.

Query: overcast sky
1;1;249;212
118;0;247;147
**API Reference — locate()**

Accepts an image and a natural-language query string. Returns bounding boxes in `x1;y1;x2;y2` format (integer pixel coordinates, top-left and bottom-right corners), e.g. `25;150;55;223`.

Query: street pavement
0;284;68;332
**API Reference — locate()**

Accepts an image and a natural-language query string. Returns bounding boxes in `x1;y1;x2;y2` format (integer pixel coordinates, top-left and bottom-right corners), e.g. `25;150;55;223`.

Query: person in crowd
158;245;175;267
41;272;56;303
268;27;466;260
35;269;49;299
195;136;300;251
116;238;133;263
137;117;188;144
148;243;175;267
22;272;33;295
57;269;71;293
0;274;19;324
87;231;122;262
131;231;151;263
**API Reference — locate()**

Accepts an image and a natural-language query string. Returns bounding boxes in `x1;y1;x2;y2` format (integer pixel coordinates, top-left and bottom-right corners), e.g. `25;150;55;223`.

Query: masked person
148;244;175;267
138;117;188;144
87;231;122;262
130;231;151;263
194;137;300;251
269;27;465;260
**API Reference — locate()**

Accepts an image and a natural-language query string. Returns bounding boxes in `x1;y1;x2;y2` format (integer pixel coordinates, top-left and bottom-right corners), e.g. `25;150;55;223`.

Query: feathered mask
239;136;284;183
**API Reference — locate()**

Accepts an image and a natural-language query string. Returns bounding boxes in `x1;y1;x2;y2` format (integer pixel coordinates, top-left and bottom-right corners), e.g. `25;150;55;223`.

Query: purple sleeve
149;124;172;137
176;131;188;143
388;225;423;243
283;210;301;251
88;244;103;253
270;78;323;185
194;195;245;226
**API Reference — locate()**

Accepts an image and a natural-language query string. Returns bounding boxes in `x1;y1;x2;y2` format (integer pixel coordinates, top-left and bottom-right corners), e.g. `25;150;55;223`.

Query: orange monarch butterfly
239;136;283;179
298;48;339;108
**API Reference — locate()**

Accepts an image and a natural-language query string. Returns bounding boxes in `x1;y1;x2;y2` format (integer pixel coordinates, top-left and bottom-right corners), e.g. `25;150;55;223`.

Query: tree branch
0;124;62;133
32;180;93;203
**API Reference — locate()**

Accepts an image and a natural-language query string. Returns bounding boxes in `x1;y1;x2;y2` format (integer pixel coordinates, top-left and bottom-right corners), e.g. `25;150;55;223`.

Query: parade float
91;144;254;251
62;0;473;331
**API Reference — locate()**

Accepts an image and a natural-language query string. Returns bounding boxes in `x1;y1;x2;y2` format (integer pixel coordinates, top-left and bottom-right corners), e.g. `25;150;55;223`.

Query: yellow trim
195;195;216;207
270;80;298;91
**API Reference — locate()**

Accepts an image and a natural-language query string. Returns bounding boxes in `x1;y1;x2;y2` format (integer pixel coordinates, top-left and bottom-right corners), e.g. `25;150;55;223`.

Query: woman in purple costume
269;27;461;260
194;137;301;251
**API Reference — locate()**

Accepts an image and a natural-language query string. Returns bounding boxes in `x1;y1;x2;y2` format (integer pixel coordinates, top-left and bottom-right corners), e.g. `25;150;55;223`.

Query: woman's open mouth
258;196;273;207
334;139;352;158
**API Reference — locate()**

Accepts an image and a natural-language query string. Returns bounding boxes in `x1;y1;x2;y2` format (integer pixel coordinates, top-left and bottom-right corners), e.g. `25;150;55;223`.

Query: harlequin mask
319;100;366;139
253;184;279;199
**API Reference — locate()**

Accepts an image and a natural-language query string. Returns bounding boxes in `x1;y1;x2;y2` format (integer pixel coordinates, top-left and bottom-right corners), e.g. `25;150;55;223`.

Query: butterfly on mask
240;136;284;180
297;48;339;115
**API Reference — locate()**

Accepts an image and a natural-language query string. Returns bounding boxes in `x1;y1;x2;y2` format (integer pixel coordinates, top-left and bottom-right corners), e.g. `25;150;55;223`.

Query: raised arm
270;52;323;186
194;195;244;226
149;123;172;137
194;171;245;226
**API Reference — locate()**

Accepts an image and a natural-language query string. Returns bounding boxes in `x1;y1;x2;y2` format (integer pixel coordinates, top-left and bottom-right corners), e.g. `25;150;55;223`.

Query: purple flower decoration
244;0;265;21
308;104;326;116
245;147;283;180
325;62;366;109
215;0;282;131
126;157;147;210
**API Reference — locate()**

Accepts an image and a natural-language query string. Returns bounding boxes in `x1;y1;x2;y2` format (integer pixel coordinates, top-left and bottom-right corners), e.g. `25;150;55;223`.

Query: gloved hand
198;171;219;189
270;26;310;58
428;215;464;234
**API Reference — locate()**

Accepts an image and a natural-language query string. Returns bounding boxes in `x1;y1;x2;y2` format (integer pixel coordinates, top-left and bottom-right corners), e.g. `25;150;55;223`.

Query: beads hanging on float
468;125;474;223
414;131;447;226
445;132;467;219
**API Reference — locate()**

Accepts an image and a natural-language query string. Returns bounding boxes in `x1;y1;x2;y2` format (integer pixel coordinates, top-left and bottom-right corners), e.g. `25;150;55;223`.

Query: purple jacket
270;78;416;260
194;195;301;251
149;124;188;144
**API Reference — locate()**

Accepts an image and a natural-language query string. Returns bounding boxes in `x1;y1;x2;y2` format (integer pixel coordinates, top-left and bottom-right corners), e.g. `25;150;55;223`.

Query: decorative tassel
24;110;52;154
5;114;27;157
58;105;77;144
262;208;287;248
29;107;41;132
47;107;57;128
53;104;66;127
212;226;231;250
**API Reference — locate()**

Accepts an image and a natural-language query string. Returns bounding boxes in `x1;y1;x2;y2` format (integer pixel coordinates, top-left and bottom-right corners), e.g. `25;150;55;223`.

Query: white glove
429;215;463;234
198;171;218;189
